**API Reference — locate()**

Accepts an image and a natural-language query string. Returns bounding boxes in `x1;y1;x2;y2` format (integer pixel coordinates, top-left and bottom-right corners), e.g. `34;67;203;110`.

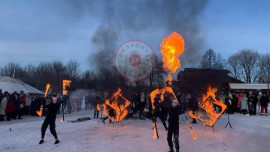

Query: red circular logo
114;40;156;82
129;54;141;67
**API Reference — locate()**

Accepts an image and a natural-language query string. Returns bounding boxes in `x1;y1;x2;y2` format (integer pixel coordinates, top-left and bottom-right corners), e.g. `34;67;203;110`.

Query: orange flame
160;32;185;84
150;87;178;110
152;121;158;139
103;88;130;123
186;120;197;140
62;80;72;95
97;104;101;111
61;117;64;122
44;84;50;97
150;87;179;139
36;105;43;117
188;86;227;127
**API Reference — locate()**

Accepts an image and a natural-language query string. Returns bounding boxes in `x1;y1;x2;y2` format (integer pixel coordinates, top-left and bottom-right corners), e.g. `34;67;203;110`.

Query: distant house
174;68;242;94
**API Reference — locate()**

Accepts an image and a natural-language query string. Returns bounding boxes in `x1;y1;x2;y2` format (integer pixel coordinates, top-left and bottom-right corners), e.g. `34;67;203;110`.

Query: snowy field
0;110;270;152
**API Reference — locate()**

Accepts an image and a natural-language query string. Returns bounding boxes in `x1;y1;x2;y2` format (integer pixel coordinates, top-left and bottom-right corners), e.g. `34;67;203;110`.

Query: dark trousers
253;103;257;115
24;106;30;115
139;102;145;117
94;109;99;118
241;109;247;115
167;121;179;152
41;118;58;140
153;112;167;130
16;109;22;118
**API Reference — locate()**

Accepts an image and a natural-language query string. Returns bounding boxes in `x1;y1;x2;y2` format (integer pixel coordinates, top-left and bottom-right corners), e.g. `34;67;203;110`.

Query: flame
44;84;50;97
186;120;197;140
97;104;101;111
36;105;43;117
150;87;178;110
103;88;130;123
160;32;185;84
188;86;227;127
62;80;72;95
150;86;179;139
152;121;158;139
61;117;64;122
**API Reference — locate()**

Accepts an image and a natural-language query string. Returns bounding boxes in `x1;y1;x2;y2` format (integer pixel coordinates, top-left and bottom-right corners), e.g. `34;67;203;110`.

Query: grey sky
0;0;269;72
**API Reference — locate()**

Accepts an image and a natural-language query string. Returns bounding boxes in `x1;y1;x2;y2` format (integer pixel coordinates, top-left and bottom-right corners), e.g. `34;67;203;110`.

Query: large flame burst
103;88;130;123
62;80;71;95
188;86;227;127
160;32;185;84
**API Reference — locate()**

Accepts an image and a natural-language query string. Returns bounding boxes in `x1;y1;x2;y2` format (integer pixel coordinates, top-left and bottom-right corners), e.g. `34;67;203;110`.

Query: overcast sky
0;0;269;72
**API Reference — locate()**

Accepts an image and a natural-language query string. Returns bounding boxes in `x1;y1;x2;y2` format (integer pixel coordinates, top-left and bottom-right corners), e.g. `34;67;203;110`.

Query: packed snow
0;109;269;152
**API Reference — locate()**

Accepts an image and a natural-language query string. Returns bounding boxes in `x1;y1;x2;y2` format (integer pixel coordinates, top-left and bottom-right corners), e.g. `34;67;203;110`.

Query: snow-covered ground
0;110;270;152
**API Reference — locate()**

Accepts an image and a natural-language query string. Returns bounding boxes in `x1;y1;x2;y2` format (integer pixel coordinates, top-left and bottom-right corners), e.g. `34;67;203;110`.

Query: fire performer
188;94;198;124
165;92;180;152
39;96;61;145
153;94;168;130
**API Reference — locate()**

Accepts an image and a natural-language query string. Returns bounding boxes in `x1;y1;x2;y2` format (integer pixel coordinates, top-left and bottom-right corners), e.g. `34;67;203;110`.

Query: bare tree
258;53;270;83
66;60;80;80
0;62;24;77
236;49;259;83
200;49;225;69
227;55;241;80
52;61;66;93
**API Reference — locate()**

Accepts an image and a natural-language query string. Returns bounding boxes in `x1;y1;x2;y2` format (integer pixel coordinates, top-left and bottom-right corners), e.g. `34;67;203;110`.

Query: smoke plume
67;0;209;69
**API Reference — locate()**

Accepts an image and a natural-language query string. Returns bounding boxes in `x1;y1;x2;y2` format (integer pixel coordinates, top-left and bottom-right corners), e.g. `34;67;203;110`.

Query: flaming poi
103;88;130;123
97;104;101;111
188;86;227;127
36;105;43;117
62;80;71;95
44;83;50;97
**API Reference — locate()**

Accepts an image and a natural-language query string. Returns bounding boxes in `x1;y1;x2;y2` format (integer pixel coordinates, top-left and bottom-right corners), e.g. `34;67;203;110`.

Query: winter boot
39;139;44;144
54;139;60;144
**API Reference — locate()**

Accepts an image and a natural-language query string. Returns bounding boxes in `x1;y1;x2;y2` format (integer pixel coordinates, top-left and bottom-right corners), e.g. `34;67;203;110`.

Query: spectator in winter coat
93;95;102;119
6;93;15;121
257;92;262;115
0;92;8;121
12;92;23;119
260;93;269;116
24;93;32;116
240;94;248;115
19;92;26;115
225;94;233;114
248;92;256;115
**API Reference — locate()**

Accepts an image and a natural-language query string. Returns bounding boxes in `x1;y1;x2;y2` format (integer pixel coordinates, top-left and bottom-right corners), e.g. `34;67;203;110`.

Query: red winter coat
6;100;15;113
19;96;26;106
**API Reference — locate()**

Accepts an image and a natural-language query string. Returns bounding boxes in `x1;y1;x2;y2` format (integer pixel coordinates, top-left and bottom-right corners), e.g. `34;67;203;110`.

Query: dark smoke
69;0;209;69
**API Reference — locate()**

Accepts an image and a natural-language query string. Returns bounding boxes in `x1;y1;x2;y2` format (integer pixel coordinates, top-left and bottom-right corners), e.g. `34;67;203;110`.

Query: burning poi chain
188;86;227;127
103;88;130;123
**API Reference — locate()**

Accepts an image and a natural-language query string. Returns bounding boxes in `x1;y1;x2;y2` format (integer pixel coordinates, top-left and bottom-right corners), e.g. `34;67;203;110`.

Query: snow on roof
0;76;44;94
229;83;270;90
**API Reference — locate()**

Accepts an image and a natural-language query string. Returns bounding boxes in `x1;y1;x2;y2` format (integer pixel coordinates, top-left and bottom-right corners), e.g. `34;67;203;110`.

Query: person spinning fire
164;92;180;152
39;96;62;145
153;94;168;130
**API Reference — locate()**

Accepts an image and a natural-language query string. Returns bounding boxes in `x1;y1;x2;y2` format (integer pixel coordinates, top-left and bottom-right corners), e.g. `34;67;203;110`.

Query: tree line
0;56;166;94
200;49;270;83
